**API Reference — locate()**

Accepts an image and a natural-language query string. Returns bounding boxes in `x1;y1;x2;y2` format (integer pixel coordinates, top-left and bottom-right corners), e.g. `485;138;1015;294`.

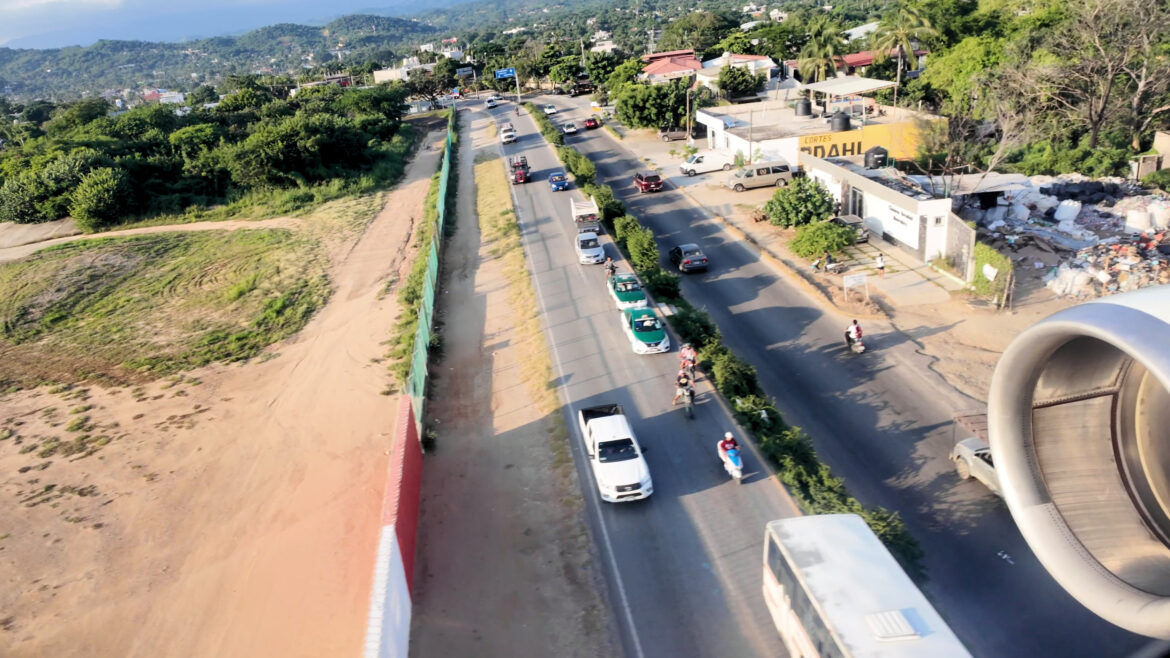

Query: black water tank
830;111;851;132
795;98;812;117
865;146;888;168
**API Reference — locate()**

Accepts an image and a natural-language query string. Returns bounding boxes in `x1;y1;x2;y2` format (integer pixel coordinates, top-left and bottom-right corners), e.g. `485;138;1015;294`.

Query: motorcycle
682;386;695;419
718;443;744;484
850;335;866;354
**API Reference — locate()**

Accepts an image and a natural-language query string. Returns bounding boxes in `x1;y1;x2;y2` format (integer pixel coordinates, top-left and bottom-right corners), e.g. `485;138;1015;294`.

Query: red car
633;172;663;193
583;117;600;129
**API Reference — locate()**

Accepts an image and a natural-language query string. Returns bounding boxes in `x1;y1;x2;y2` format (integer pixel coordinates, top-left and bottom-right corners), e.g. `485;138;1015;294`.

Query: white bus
763;514;971;658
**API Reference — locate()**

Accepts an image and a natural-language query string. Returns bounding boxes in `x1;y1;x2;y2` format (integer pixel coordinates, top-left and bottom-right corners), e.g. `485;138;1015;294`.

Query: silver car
951;437;1001;497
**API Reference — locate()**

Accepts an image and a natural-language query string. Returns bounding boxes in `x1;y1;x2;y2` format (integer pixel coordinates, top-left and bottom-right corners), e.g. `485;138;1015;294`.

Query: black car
669;243;709;272
829;214;869;243
658;125;707;142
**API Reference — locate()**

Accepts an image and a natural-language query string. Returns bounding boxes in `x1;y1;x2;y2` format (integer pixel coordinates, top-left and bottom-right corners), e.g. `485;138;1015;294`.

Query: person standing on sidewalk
875;253;885;277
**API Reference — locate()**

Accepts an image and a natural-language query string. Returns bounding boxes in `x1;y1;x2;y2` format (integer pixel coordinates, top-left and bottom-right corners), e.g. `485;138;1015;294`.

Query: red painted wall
381;395;424;595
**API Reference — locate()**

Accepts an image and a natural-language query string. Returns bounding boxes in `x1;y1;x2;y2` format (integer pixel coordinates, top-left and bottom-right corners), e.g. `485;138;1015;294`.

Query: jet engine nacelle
989;285;1170;639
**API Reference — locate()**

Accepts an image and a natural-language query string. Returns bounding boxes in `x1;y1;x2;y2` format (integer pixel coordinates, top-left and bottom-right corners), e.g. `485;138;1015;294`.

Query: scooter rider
844;319;862;349
719;432;739;454
671;369;693;405
604;257;617;280
679;343;697;374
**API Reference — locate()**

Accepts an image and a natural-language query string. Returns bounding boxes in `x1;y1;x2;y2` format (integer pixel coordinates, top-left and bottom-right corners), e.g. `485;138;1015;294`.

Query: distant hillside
0;15;438;101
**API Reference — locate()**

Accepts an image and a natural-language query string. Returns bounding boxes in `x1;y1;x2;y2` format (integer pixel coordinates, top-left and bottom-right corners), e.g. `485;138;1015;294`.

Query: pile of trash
961;173;1170;298
1044;234;1170;298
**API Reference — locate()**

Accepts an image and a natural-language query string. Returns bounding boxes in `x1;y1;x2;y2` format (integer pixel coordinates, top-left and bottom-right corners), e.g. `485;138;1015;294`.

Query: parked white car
679;150;736;177
951;437;1002;497
576;231;605;264
542;103;558;115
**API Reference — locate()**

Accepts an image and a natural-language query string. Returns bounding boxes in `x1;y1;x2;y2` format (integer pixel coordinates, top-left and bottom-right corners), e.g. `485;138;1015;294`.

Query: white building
695;52;778;92
802;154;976;279
769;9;788;21
692;78;940;170
159;91;186;105
419;43;434;52
591;40;618;54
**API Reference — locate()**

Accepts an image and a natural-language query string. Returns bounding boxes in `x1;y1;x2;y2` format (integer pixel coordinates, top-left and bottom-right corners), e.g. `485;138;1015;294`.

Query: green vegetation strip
0;229;327;385
523;102;565;146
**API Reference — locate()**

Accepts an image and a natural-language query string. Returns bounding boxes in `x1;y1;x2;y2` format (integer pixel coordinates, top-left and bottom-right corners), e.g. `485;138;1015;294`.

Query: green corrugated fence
406;109;458;439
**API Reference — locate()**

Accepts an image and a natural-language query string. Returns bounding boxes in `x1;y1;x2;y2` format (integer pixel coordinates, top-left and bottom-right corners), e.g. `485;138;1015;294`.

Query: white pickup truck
578;404;653;502
571;197;601;234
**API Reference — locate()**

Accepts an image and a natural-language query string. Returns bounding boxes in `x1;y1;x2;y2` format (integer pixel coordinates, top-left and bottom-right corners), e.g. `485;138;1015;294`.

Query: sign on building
455;67;474;78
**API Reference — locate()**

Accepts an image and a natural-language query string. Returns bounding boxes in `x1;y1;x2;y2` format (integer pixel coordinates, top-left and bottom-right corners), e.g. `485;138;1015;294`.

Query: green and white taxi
608;273;648;309
620;308;670;354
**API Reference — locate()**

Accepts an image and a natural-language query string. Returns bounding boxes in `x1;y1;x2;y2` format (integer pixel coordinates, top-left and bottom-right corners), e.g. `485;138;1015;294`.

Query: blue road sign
495;67;516;79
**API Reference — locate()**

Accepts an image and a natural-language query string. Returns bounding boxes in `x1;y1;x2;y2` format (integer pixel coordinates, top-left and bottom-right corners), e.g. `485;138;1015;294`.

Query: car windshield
643;175;661;183
565;124;576;129
634;318;660;332
683;249;703;258
598;438;638;463
579;238;599;249
616;282;640;292
551;175;566;182
685;155;700;163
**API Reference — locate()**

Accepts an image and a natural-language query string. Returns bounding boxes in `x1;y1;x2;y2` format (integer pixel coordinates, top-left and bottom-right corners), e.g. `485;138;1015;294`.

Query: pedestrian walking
875;253;885;277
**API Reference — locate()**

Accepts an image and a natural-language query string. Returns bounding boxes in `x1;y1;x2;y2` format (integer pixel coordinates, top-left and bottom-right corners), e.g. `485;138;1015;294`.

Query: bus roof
766;514;971;658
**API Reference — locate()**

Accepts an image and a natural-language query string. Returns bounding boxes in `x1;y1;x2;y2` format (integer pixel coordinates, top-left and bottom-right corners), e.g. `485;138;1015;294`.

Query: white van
679;151;736;177
725;160;794;191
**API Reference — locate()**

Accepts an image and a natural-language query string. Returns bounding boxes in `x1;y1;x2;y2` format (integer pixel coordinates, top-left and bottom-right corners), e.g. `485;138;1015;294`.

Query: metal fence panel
405;109;456;440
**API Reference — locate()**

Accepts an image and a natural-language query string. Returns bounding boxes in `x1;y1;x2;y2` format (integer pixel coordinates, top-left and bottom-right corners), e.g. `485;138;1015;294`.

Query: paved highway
486;106;801;658
529;95;1149;658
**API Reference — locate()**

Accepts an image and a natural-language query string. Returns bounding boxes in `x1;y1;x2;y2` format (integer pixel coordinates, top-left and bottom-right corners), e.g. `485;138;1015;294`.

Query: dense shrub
70;167;130;231
525;103;565;146
789;221;856;257
625;224;660;271
972;241;1012;299
613;214;641;244
704;347;762;399
583;182;625;221
763;177;836;228
642;268;680;299
1002;137;1130;177
0;175;47;224
1142;169;1170;191
556;146;595;185
672;306;722;348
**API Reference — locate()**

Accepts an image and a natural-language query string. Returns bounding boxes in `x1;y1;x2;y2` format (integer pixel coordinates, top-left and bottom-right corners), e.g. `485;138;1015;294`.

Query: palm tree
797;17;847;84
870;4;939;106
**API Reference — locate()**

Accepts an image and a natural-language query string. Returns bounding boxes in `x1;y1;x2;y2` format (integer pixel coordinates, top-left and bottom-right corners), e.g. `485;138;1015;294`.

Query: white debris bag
1053;199;1082;222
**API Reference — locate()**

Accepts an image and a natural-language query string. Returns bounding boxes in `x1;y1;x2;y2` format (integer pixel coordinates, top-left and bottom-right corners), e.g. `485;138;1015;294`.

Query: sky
0;0;414;49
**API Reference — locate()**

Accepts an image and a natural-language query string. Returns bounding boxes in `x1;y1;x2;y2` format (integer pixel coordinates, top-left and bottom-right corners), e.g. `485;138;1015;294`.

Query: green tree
44;98;110;135
606;58;644;91
870;3;940;106
659;12;738;53
916;36;1005;117
763;177;836;228
217;88;269;113
0;175;47;224
789;221;856;257
585;52;621;85
70;167;130;231
549;56;582;84
187;85;220;106
718;66;766;98
614;78;691;129
797;17;847;83
169;123;223;159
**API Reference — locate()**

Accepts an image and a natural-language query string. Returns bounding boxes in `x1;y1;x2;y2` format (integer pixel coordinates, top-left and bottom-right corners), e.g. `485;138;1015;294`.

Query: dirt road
407;114;616;656
0;132;445;657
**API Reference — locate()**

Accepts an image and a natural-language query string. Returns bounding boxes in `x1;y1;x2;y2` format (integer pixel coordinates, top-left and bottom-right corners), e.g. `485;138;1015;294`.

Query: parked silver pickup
578;404;653;502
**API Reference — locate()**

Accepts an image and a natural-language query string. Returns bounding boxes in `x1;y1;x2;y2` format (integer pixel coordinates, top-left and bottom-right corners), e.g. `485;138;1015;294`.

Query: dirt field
0;131;446;657
408;114;616;656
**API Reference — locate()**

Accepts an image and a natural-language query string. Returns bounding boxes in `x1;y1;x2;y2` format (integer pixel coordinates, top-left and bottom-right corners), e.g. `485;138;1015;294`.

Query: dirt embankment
0;132;446;657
